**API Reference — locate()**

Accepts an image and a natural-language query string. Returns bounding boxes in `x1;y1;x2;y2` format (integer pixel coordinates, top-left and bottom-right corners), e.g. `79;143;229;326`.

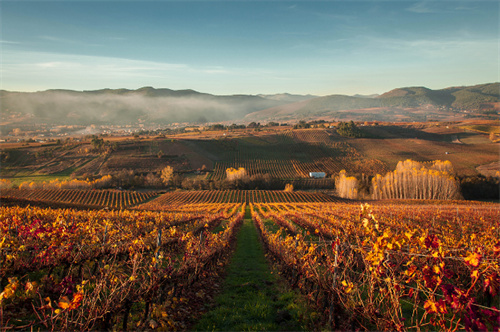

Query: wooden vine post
156;229;162;268
330;235;340;327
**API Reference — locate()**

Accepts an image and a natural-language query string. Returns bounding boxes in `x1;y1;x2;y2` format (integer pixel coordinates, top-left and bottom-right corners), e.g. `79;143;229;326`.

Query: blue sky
1;0;498;95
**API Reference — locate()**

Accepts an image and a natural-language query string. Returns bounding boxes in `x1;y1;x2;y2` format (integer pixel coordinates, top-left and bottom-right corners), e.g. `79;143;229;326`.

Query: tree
161;166;175;186
91;136;104;151
209;124;225;131
226;167;247;181
336;121;365;138
293;120;310;129
371;159;460;200
335;170;358;199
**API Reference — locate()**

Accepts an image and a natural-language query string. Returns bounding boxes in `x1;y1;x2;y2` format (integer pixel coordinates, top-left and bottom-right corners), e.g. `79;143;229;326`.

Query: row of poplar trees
336;159;461;200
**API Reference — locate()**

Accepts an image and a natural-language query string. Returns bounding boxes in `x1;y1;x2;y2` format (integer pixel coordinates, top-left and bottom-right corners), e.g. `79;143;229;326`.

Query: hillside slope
244;83;499;122
0;88;294;126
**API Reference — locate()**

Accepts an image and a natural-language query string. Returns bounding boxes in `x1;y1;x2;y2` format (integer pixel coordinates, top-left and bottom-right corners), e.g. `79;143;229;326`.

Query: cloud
0;40;21;44
406;1;483;14
39;35;102;47
407;1;436;13
1;47;296;94
352;33;498;61
1;49;238;91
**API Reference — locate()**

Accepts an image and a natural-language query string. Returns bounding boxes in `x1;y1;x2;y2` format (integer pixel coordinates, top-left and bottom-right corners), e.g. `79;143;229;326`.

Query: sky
1;0;498;96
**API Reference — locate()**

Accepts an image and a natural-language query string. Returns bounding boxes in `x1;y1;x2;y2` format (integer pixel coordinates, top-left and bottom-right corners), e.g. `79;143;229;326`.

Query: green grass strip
194;214;312;331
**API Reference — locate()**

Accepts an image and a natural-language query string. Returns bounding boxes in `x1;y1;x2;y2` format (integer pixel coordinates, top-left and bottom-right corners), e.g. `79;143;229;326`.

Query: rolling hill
1;83;497;127
244;83;499;123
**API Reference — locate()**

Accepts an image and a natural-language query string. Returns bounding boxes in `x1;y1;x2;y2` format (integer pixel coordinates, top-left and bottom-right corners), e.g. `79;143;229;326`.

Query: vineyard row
251;202;499;331
138;190;338;209
1;188;158;209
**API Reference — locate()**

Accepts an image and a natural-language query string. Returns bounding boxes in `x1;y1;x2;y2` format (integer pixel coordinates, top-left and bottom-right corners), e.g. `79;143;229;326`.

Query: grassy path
194;210;309;331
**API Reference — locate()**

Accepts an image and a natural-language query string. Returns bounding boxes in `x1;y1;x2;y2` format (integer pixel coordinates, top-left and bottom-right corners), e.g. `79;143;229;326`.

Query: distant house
309;172;326;178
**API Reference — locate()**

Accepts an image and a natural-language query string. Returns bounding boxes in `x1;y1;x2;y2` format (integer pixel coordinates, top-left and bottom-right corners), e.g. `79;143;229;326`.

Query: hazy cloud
0;40;21;44
407;1;436;13
1;50;235;90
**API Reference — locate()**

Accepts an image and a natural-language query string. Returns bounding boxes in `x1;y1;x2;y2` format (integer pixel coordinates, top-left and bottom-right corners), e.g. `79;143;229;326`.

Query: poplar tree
371;159;460;200
335;170;359;199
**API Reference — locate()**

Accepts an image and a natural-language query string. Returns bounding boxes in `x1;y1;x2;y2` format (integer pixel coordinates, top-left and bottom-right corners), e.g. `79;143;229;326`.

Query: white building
309;172;326;178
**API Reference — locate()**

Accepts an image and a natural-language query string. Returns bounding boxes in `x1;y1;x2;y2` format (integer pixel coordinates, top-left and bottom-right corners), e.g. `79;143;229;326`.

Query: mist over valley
1;83;498;135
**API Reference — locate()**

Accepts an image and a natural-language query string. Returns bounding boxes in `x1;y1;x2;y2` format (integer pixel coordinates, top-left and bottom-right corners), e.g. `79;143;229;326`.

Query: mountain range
1;83;498;126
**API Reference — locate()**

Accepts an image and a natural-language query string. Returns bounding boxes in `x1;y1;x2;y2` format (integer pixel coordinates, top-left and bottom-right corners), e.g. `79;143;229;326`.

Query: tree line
9;159;497;201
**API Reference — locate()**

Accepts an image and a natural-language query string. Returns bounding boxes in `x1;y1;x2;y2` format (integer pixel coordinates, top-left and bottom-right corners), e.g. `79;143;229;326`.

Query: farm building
309;172;326;178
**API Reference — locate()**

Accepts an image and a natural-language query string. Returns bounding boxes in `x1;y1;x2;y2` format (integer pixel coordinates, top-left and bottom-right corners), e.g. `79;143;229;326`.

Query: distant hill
378;83;499;109
244;95;382;122
244;83;499;122
351;94;380;99
0;87;286;126
257;93;317;103
1;83;497;126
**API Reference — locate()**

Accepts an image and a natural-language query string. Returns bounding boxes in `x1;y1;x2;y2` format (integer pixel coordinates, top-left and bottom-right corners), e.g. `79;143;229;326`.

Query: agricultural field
252;201;500;331
1;120;498;190
0;203;244;330
1;188;158;210
0;119;499;330
137;190;337;209
351;121;500;176
197;129;389;181
1;197;498;330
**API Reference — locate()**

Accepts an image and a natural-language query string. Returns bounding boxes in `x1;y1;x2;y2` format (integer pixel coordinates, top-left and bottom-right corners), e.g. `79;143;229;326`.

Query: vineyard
0;203;244;330
1;189;158;209
199;130;388;183
1;194;498;330
252;201;500;331
137;190;337;209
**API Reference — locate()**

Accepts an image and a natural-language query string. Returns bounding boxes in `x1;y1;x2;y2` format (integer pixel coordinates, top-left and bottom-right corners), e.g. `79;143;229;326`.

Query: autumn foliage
17;175;113;190
252;201;499;331
225;167;248;181
372;160;461;200
0;203;244;330
335;170;358;199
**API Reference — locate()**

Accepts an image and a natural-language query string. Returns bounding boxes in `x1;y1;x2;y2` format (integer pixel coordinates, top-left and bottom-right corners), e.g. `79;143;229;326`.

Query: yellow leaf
341;280;354;293
464;252;481;267
58;296;71;309
424;300;437;314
